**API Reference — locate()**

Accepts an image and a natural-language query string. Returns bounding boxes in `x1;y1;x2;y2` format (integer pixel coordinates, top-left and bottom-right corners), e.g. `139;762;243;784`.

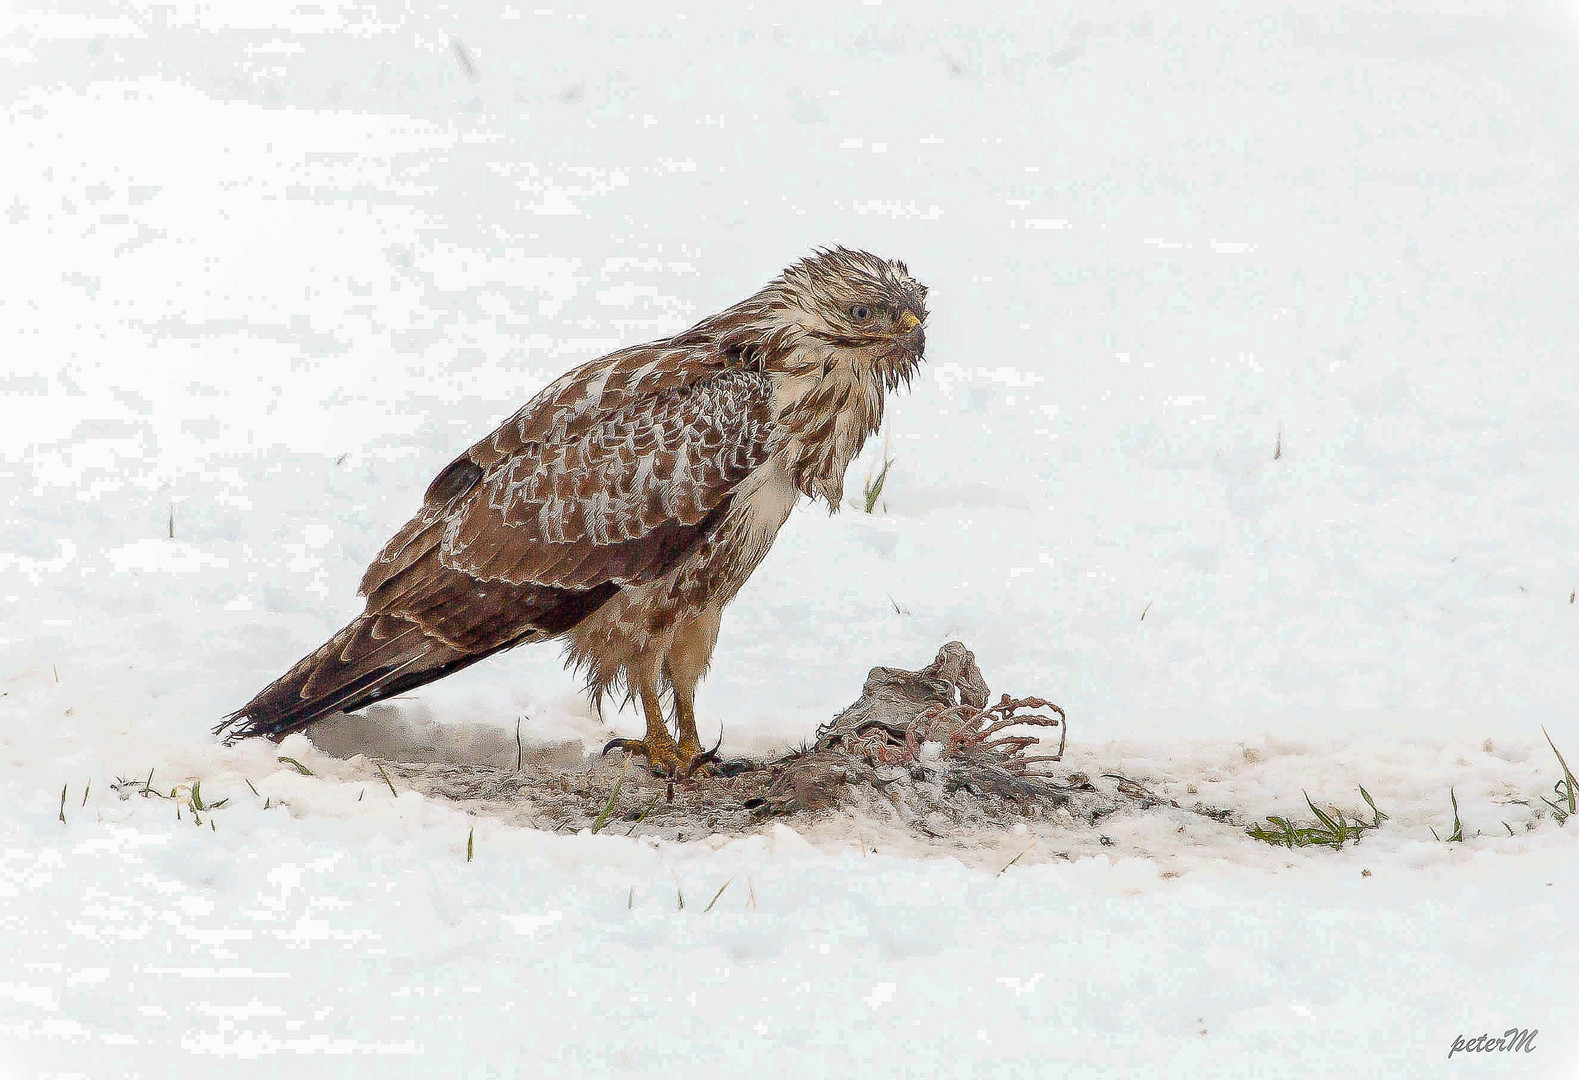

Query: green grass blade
863;458;894;514
1358;785;1387;826
625;792;661;836
590;775;625;835
704;879;733;912
1303;792;1338;835
1542;726;1578;814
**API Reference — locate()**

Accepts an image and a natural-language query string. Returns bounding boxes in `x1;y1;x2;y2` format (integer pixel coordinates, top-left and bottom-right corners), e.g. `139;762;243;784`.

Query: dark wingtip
214;705;299;745
212;711;244;744
213;709;268;745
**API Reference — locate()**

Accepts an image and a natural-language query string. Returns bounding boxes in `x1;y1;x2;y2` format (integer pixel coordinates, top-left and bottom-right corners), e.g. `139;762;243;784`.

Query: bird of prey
219;247;928;775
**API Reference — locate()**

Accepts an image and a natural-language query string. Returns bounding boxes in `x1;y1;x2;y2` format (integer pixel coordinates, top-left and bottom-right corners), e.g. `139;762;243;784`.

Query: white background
3;2;1578;1076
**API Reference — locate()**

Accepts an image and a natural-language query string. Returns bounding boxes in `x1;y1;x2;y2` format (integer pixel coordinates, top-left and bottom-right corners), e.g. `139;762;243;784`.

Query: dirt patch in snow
308;642;1239;845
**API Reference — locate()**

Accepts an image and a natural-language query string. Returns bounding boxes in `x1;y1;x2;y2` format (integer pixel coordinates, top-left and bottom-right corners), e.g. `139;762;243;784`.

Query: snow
4;0;1579;1075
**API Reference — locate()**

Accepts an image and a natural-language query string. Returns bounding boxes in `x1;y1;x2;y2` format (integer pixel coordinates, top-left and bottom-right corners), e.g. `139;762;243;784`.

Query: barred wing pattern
445;370;780;586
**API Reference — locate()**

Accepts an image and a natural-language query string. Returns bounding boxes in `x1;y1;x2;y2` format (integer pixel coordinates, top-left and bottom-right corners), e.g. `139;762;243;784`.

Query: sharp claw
605;734;713;779
681;735;724;778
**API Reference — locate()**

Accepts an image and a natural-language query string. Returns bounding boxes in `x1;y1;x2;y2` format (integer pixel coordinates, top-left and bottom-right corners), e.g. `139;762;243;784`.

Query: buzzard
219;247;928;775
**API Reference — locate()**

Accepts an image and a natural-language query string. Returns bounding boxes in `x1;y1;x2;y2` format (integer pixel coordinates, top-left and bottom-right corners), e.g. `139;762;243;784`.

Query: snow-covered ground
5;1;1579;1075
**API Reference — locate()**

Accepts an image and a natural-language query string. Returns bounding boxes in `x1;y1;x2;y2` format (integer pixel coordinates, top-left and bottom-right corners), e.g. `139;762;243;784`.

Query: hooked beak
893;308;926;357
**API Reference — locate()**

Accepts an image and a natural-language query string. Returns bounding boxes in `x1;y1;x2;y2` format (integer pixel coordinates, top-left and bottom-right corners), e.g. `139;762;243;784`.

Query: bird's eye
849;304;871;322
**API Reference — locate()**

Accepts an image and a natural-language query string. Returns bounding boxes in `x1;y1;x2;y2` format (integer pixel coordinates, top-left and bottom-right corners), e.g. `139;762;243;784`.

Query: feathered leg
667;606;724;772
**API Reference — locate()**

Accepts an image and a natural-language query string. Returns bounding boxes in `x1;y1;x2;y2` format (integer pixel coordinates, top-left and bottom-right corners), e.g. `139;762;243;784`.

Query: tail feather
216;614;490;743
302;618;420;700
219;569;614;743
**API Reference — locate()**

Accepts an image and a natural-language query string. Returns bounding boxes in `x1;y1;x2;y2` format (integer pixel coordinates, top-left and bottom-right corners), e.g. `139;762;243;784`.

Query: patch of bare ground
314;643;1239;849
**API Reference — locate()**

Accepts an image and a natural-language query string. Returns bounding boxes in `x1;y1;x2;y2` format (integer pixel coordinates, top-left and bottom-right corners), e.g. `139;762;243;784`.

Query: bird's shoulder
468;338;736;470
424;349;780;585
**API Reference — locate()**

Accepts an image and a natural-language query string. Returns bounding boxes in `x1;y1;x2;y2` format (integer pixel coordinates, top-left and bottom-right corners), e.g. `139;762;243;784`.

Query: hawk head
775;246;929;391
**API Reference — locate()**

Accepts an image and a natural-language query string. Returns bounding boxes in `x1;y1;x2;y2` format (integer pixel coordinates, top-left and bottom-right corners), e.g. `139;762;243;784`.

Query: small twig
58;784;67;824
81;780;90;807
998;843;1035;875
1103;773;1159;801
377;763;398;797
467;824;474;862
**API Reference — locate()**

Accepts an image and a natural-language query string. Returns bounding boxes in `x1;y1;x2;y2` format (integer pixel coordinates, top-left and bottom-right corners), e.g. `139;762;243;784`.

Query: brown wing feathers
217;352;777;743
